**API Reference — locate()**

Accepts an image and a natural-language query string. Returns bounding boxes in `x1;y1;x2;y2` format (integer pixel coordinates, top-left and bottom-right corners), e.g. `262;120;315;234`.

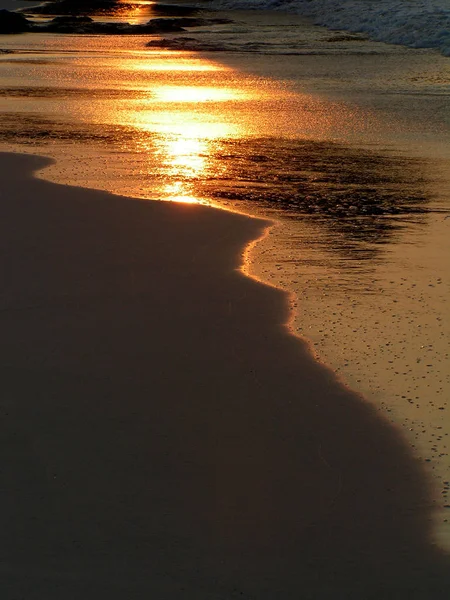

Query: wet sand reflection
1;152;450;599
1;31;449;562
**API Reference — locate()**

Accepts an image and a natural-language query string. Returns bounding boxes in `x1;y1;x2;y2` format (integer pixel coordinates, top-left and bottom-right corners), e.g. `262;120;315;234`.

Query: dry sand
1;151;450;598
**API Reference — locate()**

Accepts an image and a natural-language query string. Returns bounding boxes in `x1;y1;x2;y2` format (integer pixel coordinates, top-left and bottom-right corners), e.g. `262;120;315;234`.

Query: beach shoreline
1;150;450;598
1;0;450;589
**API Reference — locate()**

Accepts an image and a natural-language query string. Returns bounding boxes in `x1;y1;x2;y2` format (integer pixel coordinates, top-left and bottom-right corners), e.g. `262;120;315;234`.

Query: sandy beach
1;0;450;595
1;151;449;598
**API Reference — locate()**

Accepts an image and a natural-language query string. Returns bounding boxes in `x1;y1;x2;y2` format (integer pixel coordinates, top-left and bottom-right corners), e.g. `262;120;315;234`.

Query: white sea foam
207;0;450;56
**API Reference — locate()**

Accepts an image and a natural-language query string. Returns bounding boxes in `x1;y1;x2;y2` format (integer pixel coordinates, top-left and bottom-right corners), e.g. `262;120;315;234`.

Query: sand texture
0;152;449;599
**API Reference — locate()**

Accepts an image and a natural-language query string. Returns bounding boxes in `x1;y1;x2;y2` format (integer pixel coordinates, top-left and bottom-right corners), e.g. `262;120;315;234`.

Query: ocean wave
207;0;450;56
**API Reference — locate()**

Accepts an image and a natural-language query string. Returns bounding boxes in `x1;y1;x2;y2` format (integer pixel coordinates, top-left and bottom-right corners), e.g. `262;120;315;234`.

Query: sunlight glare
165;137;207;178
163;181;200;204
124;59;224;72
153;85;245;103
128;58;225;72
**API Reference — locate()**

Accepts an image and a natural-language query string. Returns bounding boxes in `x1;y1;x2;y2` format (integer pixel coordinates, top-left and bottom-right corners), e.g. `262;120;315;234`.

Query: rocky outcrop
36;16;188;34
3;1;233;36
21;1;200;18
41;15;94;33
22;0;147;17
0;9;31;33
150;3;200;17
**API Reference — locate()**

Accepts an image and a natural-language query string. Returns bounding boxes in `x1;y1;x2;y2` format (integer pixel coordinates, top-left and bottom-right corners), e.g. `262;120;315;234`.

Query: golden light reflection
127;59;224;72
124;66;247;203
163;181;200;204
116;0;152;24
156;136;207;204
153;85;244;103
148;123;232;204
164;137;207;177
136;118;237;140
63;49;359;204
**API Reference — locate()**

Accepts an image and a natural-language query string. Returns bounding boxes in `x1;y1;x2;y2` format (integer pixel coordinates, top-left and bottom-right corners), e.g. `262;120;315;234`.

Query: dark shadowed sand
1;152;449;599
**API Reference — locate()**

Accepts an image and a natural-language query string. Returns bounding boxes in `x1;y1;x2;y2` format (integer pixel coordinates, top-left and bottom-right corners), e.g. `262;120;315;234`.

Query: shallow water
1;7;450;545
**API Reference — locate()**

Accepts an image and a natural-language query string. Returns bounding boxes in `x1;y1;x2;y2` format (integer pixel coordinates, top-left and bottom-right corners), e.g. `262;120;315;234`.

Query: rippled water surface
1;6;450;545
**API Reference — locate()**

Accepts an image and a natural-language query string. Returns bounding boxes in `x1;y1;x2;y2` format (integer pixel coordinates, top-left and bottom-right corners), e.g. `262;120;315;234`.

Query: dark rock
21;0;122;16
41;15;95;33
22;0;233;25
151;4;200;17
34;17;187;35
146;36;228;52
21;0;137;17
51;15;94;24
146;36;197;49
0;9;31;33
143;18;188;33
14;0;234;36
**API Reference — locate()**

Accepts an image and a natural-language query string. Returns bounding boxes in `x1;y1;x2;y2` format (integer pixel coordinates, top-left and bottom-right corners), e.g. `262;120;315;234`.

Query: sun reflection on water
24;43;375;206
156;135;209;204
165;137;207;176
153;85;246;103
123;55;225;72
142;122;234;205
113;0;156;24
121;59;246;204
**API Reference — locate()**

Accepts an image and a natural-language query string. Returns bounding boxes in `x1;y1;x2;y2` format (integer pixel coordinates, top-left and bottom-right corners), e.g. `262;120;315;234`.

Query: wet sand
1;151;450;598
1;3;450;558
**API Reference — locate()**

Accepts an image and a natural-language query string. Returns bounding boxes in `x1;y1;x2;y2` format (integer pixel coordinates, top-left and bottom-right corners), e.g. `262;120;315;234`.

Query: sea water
207;0;450;56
